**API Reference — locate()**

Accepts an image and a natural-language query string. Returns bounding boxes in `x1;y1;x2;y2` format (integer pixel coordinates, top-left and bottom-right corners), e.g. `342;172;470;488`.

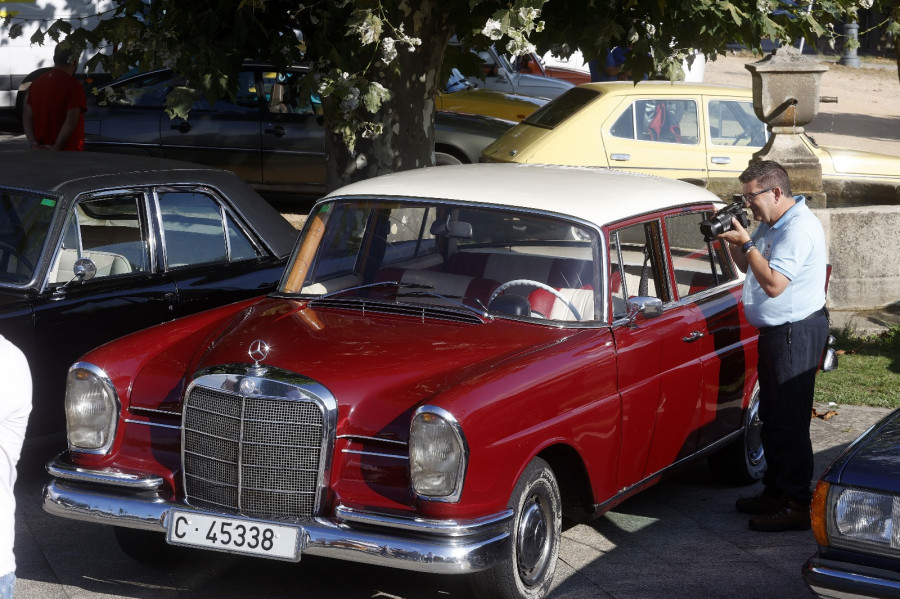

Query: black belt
758;307;827;334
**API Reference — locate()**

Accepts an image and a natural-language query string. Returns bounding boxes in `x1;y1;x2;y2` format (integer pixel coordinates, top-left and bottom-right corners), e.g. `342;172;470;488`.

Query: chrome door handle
682;330;704;342
610;153;631;161
711;156;731;164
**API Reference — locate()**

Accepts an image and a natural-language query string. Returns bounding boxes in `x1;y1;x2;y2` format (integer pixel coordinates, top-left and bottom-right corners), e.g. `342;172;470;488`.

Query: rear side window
611;99;699;144
158;191;261;268
104;71;176;108
524;87;601;129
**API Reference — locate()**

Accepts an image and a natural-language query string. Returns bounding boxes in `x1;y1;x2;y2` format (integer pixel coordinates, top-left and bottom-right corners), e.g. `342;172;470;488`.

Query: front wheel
469;457;561;599
708;384;766;484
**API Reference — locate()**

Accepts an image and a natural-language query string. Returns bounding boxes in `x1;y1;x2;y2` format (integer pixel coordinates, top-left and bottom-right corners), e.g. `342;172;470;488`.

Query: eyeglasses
741;187;774;202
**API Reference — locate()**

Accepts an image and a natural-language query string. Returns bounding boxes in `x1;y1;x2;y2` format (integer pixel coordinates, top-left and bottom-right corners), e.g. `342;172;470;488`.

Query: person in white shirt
0;335;32;599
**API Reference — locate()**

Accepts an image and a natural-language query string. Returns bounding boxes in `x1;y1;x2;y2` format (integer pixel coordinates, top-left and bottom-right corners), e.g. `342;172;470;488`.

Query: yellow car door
602;94;709;185
704;96;767;182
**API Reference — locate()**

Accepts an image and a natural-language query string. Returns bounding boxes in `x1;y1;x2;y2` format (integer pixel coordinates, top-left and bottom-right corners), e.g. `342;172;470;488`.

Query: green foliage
8;0;877;182
816;325;900;409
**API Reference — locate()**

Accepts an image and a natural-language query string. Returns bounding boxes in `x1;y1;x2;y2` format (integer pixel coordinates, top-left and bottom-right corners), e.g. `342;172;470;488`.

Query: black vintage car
83;64;515;200
804;406;900;598
0;151;297;442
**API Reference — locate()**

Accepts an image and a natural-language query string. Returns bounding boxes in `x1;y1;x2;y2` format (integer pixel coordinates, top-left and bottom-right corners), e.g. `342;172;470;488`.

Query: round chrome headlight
65;362;119;453
409;406;468;502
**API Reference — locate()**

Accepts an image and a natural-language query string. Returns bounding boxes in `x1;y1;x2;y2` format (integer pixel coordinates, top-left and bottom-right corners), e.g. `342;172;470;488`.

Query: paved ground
11;402;889;599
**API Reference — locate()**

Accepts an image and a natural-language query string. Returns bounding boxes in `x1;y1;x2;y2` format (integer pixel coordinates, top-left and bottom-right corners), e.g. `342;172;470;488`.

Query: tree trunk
323;3;453;192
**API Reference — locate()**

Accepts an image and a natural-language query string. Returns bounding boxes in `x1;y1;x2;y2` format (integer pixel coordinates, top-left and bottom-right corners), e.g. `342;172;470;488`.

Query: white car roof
325;163;723;227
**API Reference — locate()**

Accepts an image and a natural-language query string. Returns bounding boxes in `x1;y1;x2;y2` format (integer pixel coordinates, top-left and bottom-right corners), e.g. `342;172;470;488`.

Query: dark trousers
757;312;829;505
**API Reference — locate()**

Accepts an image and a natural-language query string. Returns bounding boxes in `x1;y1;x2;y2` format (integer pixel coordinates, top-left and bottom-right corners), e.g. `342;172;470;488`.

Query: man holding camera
718;160;828;533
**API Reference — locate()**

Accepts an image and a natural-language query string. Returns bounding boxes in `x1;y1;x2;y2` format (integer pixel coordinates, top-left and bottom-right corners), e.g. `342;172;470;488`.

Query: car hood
833;408;900;494
133;297;580;442
818;145;900;179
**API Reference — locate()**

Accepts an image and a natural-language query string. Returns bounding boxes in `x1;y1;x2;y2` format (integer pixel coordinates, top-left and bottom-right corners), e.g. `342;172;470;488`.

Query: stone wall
813;206;900;311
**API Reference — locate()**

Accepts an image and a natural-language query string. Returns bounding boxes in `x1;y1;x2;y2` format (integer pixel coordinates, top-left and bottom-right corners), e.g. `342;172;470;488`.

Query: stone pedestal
745;47;829;206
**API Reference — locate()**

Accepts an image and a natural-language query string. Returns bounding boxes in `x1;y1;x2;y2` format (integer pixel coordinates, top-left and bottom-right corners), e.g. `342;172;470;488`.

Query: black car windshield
280;199;599;322
0;189;58;285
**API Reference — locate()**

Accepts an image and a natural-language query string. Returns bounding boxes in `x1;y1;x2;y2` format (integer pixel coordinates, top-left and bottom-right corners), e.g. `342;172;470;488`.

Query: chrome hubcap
517;493;550;584
746;395;764;466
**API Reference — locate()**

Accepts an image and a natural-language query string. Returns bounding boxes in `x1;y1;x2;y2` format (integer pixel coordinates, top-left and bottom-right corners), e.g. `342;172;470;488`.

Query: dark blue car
804;407;900;598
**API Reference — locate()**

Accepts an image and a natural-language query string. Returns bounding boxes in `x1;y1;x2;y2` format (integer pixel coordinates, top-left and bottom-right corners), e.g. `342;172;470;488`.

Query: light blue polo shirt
742;197;827;328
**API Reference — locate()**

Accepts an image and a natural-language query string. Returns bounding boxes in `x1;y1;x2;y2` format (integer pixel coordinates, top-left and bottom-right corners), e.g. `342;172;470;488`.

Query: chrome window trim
41;188;159;292
153;185;265;272
295;195;611;325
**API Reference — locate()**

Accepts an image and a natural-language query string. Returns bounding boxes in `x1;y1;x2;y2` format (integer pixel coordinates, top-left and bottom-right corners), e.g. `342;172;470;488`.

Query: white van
0;0;112;121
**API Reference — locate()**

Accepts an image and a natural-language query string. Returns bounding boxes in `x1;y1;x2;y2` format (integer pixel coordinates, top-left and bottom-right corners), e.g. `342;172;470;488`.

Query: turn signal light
811;480;831;547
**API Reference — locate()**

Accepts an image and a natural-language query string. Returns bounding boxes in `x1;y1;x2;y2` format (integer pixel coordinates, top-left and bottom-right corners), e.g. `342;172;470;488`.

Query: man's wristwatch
741;240;756;254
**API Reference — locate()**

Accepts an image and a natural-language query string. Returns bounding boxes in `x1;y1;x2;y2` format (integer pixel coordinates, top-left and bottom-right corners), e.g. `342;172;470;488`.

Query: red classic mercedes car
44;164;761;599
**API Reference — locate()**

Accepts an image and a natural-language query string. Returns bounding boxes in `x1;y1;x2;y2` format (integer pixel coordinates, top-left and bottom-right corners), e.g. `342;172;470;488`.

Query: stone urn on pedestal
745;46;829;206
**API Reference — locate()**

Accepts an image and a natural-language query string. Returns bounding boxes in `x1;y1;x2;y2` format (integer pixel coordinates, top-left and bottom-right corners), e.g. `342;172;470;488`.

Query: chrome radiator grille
183;384;326;520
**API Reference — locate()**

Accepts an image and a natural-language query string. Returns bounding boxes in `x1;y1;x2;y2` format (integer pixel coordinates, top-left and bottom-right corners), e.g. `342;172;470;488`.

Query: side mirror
73;257;97;282
626;296;663;326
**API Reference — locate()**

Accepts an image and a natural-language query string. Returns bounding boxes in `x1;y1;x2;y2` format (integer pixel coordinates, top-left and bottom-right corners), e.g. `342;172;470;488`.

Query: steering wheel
0;241;33;274
489;279;582;321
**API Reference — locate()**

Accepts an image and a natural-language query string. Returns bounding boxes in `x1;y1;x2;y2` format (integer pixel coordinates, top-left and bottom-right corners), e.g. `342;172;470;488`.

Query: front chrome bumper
803;555;900;599
43;454;511;574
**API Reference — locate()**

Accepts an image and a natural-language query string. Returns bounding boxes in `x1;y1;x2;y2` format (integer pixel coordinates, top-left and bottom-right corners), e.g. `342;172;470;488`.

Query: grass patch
815;325;900;409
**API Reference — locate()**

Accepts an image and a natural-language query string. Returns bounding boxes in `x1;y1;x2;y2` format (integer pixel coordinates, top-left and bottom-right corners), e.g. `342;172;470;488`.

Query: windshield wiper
318;280;431;299
316;281;490;320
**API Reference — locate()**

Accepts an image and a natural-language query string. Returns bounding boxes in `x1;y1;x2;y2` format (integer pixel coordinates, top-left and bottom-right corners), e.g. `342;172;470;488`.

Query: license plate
167;511;300;561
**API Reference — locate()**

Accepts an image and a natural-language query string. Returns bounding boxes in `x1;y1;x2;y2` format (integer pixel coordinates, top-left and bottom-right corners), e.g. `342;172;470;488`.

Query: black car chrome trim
46;453;164;490
804;556;900;599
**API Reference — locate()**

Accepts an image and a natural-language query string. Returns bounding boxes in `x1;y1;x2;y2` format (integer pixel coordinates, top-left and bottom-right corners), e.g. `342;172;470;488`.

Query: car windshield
0;189;58;285
524;87;601;129
280;199;599;322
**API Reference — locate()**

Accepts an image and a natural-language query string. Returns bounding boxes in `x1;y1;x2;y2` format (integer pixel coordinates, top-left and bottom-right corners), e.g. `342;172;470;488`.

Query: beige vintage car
481;82;900;205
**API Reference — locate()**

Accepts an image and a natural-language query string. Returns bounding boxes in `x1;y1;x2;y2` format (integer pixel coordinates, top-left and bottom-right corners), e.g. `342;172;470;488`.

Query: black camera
699;201;750;242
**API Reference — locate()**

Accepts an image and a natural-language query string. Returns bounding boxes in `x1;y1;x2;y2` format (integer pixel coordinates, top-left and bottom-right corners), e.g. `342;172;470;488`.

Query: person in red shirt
22;44;87;151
